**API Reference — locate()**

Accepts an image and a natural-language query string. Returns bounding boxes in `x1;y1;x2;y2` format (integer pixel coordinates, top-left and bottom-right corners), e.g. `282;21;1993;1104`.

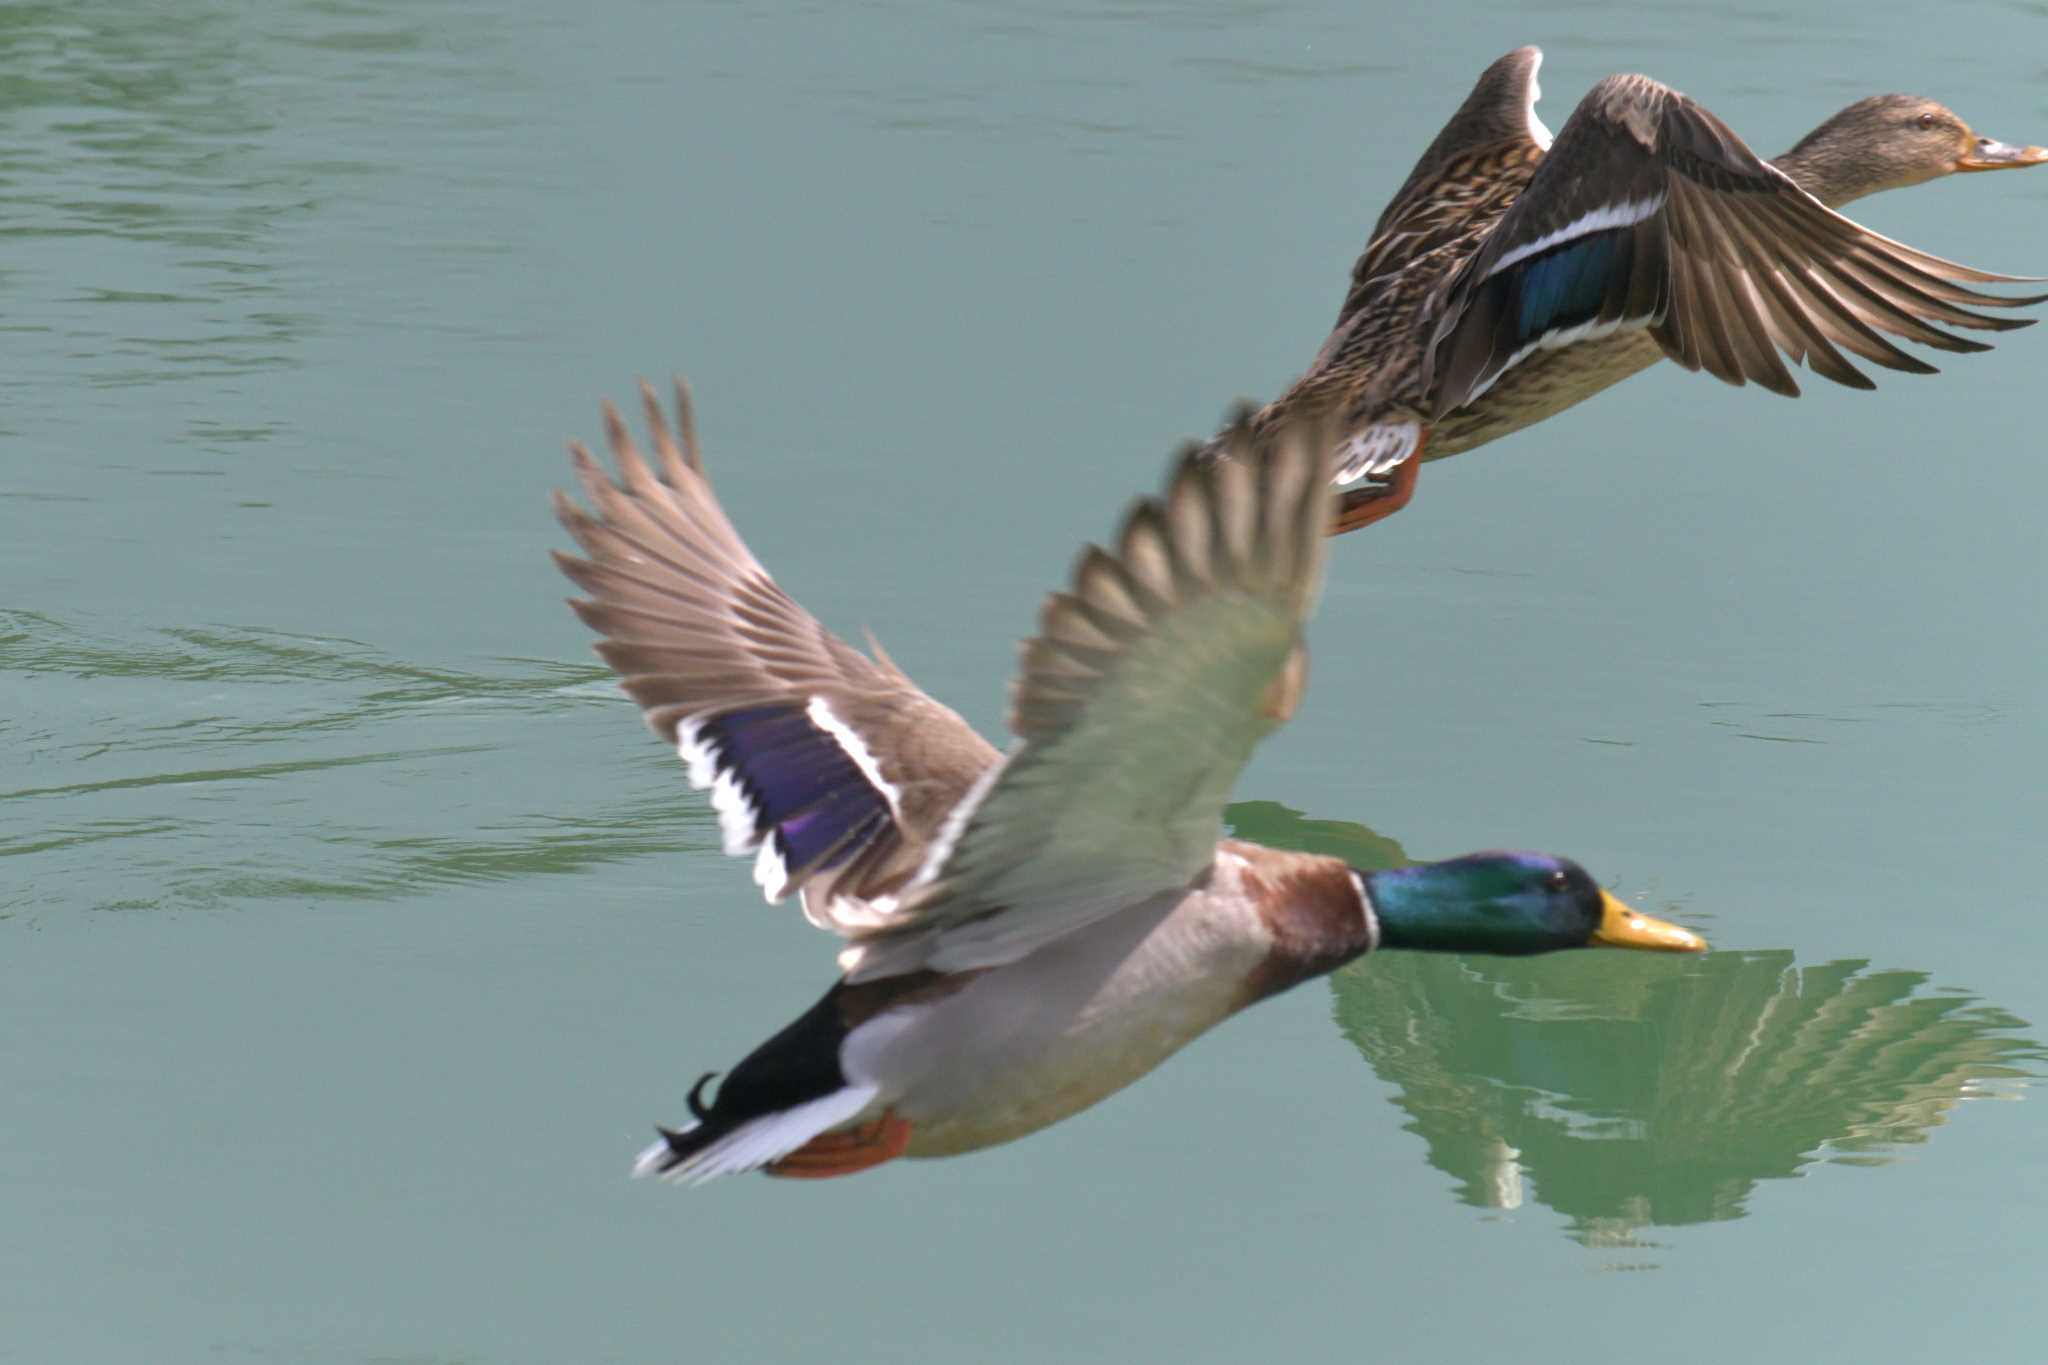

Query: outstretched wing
1335;46;1551;331
552;381;1000;932
839;415;1335;982
1427;73;2046;414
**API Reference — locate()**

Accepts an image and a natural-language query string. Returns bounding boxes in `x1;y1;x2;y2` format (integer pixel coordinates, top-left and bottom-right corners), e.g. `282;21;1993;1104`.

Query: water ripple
1;611;704;918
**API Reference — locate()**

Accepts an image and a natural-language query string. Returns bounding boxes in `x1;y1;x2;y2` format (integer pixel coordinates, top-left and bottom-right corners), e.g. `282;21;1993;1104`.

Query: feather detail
1426;74;2047;416
1333;421;1423;483
553;380;1001;926
838;414;1336;982
631;1085;880;1185
673;704;895;900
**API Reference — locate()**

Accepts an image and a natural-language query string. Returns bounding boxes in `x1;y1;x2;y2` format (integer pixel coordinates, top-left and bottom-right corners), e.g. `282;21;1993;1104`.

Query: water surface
7;2;2048;1361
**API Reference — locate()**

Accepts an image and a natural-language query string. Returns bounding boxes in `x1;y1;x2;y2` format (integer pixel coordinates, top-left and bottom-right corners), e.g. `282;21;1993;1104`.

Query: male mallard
1233;47;2048;532
551;382;1705;1184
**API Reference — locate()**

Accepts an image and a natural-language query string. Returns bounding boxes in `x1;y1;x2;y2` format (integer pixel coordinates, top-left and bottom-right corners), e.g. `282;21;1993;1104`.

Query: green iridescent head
1362;852;1704;956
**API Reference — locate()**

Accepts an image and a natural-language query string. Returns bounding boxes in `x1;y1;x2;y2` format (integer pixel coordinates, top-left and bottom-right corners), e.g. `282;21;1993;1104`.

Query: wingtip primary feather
671;375;704;472
636;377;688;482
603;397;670;497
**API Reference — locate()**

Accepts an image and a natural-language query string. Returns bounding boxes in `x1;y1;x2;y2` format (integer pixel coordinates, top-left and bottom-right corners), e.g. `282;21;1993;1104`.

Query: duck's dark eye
1917;111;1938;131
1546;870;1568;893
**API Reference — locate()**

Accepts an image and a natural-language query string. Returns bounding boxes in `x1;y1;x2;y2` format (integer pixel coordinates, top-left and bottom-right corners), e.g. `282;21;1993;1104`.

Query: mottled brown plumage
1221;47;2047;532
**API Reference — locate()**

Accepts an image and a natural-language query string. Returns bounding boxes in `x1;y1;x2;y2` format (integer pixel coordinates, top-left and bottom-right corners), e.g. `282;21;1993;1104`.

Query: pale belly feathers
841;867;1280;1158
1429;329;1663;457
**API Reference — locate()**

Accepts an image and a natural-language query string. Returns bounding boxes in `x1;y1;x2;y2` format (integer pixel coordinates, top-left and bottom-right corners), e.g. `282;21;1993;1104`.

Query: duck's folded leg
1330;438;1423;535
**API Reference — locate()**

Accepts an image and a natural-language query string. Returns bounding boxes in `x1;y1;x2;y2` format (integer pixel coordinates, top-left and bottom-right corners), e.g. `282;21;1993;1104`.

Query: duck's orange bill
1590;890;1707;952
1955;139;2048;172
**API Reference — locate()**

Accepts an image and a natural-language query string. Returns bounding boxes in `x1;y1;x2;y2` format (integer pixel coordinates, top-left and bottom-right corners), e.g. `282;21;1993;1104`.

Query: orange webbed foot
763;1111;913;1180
1330;433;1424;535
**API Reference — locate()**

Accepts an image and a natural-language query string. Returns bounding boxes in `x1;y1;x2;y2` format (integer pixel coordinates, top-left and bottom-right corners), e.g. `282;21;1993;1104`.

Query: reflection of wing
554;382;1000;930
840;417;1335;982
1223;799;1410;873
1332;948;2045;1242
1428;75;2045;414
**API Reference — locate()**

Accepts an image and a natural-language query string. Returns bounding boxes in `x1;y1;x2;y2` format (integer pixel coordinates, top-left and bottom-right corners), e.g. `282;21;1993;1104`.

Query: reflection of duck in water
552;391;1705;1185
1229;799;2046;1246
1334;951;2043;1246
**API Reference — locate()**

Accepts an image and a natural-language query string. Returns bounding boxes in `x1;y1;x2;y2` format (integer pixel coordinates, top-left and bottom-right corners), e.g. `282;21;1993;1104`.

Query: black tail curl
685;1071;721;1121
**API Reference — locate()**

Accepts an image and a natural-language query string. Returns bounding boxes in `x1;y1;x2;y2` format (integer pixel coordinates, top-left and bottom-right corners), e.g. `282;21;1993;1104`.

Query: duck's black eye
1546;870;1569;893
1917;111;1938;131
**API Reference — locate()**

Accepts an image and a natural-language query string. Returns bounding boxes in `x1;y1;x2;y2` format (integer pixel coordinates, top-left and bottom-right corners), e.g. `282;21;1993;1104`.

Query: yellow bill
1591;890;1707;952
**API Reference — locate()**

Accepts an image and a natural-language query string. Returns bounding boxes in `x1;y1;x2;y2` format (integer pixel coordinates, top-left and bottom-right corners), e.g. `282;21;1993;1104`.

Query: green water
7;2;2048;1361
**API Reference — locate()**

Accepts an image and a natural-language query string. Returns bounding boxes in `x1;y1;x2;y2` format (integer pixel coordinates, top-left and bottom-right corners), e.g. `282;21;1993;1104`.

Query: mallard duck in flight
550;382;1705;1184
1224;47;2048;532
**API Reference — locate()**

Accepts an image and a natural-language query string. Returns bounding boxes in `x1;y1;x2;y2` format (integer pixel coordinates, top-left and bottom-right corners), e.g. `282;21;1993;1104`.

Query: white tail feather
633;1127;694;1179
1333;421;1421;484
632;1085;881;1186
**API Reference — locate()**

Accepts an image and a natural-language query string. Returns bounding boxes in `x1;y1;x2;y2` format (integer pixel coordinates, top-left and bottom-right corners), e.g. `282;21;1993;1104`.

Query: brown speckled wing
552;380;999;931
1427;73;2045;415
1335;46;1550;332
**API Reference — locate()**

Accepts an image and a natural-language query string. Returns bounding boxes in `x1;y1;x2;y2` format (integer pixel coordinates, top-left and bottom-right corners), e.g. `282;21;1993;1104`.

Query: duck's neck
1771;128;1911;209
1234;845;1379;1002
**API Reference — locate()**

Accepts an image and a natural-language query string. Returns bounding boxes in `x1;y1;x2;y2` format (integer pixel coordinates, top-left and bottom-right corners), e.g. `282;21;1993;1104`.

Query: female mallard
1237;47;2048;532
552;381;1705;1184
